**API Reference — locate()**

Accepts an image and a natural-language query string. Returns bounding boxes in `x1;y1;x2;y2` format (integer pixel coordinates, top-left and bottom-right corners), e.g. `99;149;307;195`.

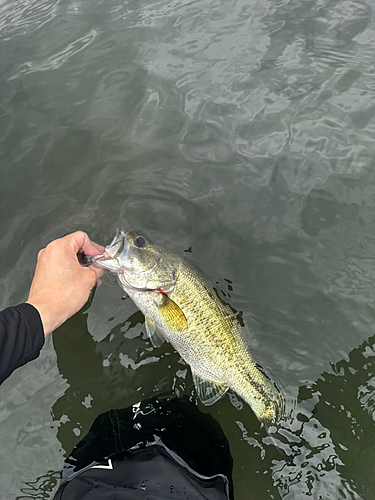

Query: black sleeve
0;303;45;385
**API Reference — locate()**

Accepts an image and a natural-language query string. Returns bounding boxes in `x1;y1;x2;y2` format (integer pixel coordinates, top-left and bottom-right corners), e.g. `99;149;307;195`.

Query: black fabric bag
53;396;234;500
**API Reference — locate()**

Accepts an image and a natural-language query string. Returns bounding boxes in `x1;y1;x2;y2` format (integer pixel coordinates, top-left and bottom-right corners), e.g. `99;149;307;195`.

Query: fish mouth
83;229;127;269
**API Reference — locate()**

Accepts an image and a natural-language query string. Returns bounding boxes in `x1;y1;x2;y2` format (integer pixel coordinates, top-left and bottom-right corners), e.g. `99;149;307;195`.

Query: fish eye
134;236;146;249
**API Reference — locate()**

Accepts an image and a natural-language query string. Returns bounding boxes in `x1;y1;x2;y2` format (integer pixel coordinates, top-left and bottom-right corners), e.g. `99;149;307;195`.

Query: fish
87;230;283;429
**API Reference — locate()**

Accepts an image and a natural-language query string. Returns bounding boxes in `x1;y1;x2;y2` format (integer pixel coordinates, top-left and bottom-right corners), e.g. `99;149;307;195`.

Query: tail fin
261;394;305;463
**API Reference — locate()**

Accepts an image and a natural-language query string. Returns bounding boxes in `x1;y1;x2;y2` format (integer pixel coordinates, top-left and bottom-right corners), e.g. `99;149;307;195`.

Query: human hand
26;231;105;336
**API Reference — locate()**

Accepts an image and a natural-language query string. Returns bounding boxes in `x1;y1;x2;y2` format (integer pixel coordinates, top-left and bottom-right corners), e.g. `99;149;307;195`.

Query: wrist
26;299;62;337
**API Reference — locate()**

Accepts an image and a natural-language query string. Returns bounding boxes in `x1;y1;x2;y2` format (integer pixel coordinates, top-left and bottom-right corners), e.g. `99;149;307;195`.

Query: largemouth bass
88;230;282;428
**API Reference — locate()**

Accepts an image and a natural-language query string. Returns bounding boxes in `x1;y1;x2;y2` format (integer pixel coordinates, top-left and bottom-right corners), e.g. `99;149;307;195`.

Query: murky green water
2;0;375;497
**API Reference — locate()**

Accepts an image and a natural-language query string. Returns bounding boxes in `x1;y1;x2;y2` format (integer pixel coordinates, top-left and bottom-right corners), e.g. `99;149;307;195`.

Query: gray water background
1;0;375;497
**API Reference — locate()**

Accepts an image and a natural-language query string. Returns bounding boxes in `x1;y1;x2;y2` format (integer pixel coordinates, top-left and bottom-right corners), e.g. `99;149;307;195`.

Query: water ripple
8;29;98;79
0;0;60;39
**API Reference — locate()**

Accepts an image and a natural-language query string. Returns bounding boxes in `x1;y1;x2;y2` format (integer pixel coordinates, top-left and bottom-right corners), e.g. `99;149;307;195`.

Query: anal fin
145;316;165;348
192;371;229;406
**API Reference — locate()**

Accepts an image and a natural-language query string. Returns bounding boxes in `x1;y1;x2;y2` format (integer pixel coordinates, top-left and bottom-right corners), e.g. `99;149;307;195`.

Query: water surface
1;0;375;498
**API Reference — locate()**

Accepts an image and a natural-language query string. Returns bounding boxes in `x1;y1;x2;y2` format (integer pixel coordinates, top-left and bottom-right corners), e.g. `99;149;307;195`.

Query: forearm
0;303;45;385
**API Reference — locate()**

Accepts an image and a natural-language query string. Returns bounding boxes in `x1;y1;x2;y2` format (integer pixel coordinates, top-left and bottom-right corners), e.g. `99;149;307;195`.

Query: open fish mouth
80;229;127;268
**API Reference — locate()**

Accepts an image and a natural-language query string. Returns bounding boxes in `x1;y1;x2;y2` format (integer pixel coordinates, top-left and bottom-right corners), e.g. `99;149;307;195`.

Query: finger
88;241;105;254
79;265;104;287
63;231;91;254
73;233;105;255
89;266;106;279
64;231;104;256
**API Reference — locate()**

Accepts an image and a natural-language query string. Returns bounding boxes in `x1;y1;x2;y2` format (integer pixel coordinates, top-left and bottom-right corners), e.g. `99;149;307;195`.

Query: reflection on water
17;470;60;500
2;0;375;497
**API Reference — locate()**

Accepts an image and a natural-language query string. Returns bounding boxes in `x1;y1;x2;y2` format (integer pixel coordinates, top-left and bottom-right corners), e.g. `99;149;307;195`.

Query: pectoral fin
153;293;187;332
192;371;229;406
145;316;165;348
